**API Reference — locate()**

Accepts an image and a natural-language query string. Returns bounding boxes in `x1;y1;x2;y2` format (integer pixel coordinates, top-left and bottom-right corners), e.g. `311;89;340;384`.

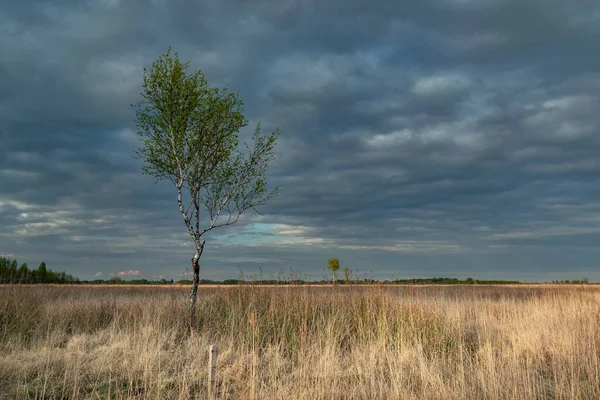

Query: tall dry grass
0;284;599;399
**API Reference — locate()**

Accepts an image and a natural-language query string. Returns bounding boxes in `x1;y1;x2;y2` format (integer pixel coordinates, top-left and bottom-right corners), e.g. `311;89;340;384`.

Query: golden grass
0;284;599;399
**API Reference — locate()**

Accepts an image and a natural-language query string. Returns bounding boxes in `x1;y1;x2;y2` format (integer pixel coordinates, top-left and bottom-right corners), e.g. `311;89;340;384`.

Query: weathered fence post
208;344;217;398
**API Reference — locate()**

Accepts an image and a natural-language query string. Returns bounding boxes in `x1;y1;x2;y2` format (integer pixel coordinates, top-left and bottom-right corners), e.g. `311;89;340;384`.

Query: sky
2;0;600;282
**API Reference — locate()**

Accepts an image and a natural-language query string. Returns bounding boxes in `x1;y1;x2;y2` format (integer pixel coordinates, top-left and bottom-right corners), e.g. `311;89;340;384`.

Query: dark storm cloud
1;0;600;281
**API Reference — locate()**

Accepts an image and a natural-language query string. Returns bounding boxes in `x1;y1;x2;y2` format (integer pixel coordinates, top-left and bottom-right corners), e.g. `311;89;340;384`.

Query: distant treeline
13;276;524;285
172;277;523;285
0;258;590;285
0;257;78;284
391;277;522;285
551;279;589;284
43;275;589;285
76;278;594;285
86;277;175;285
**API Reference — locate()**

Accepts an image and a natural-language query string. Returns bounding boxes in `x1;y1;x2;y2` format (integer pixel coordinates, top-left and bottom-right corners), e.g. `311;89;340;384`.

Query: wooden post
208;344;217;398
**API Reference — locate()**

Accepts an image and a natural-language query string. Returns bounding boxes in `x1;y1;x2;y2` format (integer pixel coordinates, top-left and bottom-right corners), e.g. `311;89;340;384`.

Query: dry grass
1;284;599;399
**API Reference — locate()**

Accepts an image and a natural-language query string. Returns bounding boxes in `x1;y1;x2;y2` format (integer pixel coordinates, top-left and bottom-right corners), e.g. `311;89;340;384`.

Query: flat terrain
1;284;599;399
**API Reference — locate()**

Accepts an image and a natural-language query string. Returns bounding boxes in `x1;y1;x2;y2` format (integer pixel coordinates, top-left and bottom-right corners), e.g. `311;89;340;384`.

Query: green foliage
133;47;240;185
327;258;340;272
38;261;47;282
327;258;340;283
391;277;522;285
552;279;589;284
17;263;28;283
132;47;280;244
0;257;77;284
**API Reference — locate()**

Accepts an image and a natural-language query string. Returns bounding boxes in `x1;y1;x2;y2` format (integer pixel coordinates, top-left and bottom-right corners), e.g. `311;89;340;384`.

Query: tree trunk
189;253;200;326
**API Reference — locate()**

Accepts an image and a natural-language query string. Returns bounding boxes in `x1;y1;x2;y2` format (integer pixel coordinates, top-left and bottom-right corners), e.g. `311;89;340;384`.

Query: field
1;284;599;399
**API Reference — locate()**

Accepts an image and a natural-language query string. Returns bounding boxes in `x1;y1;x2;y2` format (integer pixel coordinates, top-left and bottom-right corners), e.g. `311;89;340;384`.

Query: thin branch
201;211;242;235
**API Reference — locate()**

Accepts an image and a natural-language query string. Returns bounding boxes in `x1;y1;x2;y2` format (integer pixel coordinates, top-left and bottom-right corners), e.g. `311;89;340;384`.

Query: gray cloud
1;0;600;282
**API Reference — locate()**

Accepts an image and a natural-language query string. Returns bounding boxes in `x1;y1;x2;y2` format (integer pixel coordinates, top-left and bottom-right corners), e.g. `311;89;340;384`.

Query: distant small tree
132;47;280;319
328;258;340;284
0;257;7;283
29;268;38;283
9;260;18;283
18;263;28;284
344;266;351;284
38;262;47;283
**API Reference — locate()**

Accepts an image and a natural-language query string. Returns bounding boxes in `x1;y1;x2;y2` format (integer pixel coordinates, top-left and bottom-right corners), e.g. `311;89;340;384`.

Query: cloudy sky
2;0;600;282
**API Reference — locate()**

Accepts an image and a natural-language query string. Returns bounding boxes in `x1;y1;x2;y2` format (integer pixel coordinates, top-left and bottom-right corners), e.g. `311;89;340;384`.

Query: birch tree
328;258;340;284
133;48;280;318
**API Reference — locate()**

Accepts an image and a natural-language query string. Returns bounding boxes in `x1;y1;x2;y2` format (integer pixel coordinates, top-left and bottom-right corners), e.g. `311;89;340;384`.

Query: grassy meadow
1;284;599;399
